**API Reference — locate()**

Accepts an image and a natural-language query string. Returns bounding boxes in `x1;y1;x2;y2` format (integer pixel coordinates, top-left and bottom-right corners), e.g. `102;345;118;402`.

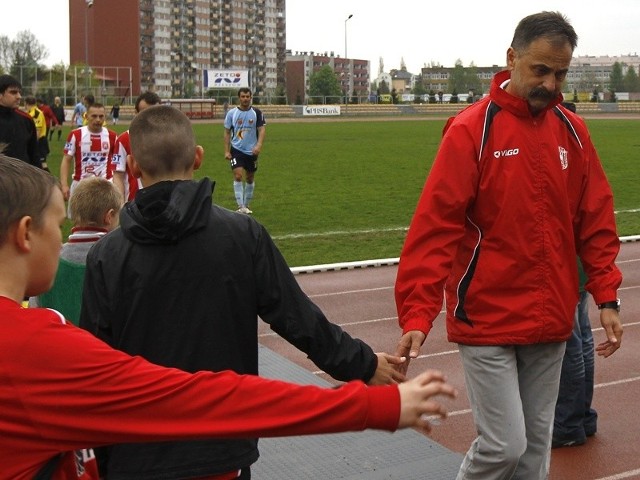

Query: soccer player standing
223;87;266;214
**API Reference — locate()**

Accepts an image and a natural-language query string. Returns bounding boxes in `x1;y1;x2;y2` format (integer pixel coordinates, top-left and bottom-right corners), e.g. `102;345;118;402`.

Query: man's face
25;188;65;297
238;91;252;109
0;86;22;109
86;106;106;132
506;37;573;115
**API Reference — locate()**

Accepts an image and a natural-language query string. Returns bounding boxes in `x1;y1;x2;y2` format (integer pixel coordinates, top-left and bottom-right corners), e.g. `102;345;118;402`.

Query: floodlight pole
344;14;353;114
84;0;94;88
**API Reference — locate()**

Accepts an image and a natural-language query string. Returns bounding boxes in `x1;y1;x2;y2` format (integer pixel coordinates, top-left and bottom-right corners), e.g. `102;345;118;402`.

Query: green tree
3;31;48;88
274;84;287;104
390;88;398;104
464;63;482;95
0;35;11;73
378;79;390;94
448;59;467;94
308;65;342;104
609;62;625;92
623;65;640;92
412;76;427;103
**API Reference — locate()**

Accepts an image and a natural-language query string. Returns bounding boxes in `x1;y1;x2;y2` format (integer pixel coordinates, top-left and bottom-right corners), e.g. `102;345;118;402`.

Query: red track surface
259;241;640;480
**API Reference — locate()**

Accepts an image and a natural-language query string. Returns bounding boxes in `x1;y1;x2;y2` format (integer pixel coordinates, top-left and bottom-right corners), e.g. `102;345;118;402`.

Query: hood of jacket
121;178;214;245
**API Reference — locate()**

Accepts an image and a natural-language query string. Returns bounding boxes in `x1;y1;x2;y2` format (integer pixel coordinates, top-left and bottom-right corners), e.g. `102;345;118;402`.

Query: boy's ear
193;145;204;171
13;216;33;253
127;154;142;179
103;208;118;229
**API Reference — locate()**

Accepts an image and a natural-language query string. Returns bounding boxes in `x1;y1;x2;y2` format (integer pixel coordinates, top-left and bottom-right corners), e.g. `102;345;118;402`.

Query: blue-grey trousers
457;342;565;480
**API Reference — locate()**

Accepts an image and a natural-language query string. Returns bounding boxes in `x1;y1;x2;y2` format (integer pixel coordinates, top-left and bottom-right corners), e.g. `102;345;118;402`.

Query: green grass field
49;117;640;267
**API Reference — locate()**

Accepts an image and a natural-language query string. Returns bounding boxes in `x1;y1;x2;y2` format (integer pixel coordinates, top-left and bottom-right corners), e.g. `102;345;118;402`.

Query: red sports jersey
112;130;141;201
64;126;117;181
0;296;399;479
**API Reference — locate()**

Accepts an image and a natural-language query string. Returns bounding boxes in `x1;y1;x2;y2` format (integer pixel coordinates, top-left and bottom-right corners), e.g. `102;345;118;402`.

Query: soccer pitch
51;117;640;267
193;118;640;266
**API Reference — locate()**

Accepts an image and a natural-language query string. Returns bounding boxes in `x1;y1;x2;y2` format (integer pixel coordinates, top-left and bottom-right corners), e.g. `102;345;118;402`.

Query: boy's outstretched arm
397;370;457;433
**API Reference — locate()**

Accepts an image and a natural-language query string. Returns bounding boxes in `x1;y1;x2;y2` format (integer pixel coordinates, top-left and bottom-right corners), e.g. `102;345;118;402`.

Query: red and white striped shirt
112;130;141;201
64;126;117;182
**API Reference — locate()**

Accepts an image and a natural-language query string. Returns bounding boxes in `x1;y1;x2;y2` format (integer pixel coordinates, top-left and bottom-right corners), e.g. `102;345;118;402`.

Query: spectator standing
394;11;622;479
71;97;86;127
112;91;161;202
60;103;117;204
224;87;265;214
553;259;599;448
50;96;66;141
0;153;456;480
0;74;40;167
37;98;59;141
24;96;51;172
80;105;407;480
110;101;120;125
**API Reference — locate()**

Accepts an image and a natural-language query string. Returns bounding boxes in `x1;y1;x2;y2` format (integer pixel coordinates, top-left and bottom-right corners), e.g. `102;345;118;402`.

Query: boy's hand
397;370;457;433
367;353;406;385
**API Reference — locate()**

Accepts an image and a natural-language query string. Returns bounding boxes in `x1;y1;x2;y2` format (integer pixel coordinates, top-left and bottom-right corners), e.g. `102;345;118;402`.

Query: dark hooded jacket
79;178;377;479
0;104;39;166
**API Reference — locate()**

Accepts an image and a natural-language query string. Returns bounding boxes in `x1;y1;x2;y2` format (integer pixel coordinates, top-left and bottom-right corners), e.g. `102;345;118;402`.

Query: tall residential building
286;51;371;104
69;0;286;99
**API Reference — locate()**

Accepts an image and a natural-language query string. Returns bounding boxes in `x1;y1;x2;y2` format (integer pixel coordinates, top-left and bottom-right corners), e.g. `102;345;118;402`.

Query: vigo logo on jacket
493;148;520;158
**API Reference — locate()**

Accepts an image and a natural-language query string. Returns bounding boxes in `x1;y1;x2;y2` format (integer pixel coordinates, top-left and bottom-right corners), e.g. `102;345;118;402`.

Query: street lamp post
344;14;353;112
84;0;94;89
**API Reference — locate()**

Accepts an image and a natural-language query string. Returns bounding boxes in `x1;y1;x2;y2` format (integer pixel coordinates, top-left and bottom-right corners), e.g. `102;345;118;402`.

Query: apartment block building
69;0;286;98
286;51;371;104
418;54;640;97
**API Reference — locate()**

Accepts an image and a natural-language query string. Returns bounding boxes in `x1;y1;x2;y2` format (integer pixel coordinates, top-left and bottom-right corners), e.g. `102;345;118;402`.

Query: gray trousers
456;343;565;480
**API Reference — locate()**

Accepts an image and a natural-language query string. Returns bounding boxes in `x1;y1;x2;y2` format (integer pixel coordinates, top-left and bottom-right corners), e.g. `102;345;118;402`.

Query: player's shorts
229;147;258;173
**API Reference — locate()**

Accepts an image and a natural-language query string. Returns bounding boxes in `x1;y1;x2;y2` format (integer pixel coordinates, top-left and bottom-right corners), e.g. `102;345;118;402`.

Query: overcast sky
6;0;640;73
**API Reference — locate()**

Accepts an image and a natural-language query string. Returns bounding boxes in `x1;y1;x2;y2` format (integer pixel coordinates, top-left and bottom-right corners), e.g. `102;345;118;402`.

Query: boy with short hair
0;152;456;480
80;105;411;479
112;91;162;202
29;177;121;324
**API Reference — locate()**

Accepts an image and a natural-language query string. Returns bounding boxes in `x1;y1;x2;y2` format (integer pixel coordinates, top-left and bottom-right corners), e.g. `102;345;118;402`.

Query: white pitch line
272;226;408;241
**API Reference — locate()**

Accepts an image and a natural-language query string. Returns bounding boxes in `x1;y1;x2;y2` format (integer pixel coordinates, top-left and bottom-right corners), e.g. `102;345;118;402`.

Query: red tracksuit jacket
396;70;621;345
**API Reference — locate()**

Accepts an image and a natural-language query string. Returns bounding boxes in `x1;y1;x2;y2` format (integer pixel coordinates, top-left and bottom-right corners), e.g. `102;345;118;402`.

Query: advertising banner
303;105;342;116
203;69;250;89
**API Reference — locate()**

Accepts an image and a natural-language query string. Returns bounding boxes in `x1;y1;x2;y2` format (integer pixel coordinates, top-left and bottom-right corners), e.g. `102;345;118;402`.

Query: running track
258;240;640;480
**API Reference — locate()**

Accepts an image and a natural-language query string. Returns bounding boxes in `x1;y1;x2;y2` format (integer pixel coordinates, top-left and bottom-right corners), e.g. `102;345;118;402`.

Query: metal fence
10;65;133;107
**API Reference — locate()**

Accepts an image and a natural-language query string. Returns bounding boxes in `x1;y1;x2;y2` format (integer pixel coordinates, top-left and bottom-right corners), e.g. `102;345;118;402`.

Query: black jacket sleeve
252;223;377;383
78;245;114;344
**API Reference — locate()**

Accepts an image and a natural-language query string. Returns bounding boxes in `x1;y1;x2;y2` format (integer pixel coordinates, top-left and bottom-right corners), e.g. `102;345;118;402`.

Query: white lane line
594;376;640;389
595;468;640;480
309;286;393;298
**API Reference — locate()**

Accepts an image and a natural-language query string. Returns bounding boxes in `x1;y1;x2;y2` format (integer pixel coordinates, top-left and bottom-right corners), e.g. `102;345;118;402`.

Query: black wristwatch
597;299;620;312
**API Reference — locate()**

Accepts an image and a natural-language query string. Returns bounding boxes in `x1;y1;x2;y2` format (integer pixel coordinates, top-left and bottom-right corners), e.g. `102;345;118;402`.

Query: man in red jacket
0;153;456;480
395;11;622;479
